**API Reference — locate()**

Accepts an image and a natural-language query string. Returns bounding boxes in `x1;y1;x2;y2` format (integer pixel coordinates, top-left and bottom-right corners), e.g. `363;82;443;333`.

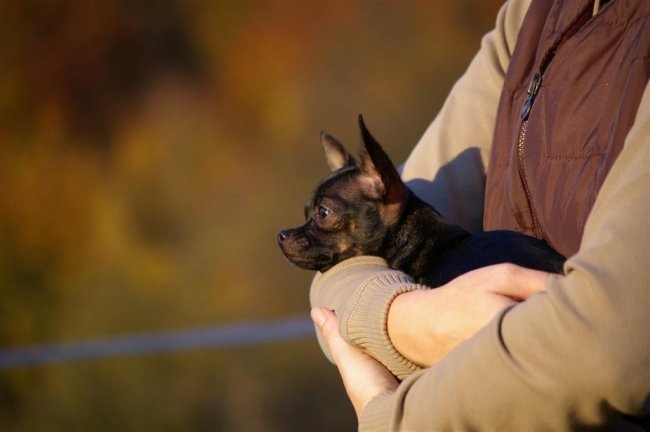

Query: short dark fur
278;115;565;287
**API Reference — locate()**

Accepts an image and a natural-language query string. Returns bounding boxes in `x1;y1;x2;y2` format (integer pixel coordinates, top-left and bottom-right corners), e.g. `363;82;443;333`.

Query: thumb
490;265;554;300
311;307;350;364
311;306;334;330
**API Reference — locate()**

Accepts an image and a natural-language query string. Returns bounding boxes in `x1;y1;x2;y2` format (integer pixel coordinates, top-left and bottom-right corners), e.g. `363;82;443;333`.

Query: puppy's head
278;115;409;272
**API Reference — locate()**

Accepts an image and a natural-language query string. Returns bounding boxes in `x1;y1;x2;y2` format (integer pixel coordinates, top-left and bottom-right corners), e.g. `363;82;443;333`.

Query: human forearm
387;263;549;368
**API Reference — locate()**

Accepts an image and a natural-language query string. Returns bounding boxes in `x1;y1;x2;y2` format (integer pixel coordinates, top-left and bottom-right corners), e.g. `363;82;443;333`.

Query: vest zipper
520;72;542;121
516;72;543;237
516;120;541;236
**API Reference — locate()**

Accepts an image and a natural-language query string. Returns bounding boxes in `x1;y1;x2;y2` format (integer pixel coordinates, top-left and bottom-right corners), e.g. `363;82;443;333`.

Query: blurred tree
0;0;501;430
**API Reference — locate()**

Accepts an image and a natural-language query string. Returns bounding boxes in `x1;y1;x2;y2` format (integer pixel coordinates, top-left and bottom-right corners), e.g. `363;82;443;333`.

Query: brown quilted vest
483;0;650;257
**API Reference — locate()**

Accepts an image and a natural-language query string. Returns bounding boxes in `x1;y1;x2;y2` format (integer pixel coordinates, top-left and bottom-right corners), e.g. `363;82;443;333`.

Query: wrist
387;289;439;367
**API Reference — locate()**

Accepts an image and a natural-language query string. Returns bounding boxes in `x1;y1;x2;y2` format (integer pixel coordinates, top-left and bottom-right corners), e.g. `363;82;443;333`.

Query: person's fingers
513;269;552;299
456;264;551;301
488;264;553;300
311;306;398;418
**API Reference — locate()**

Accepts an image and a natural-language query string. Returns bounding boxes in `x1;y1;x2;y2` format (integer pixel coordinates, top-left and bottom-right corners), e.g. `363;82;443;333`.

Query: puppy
278;115;565;287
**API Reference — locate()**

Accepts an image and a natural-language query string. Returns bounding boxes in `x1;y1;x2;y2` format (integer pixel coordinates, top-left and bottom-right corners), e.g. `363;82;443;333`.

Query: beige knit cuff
341;270;424;380
310;256;425;380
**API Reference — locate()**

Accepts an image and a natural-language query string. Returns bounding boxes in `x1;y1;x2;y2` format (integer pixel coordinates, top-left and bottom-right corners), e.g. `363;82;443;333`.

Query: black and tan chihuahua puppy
278;116;565;287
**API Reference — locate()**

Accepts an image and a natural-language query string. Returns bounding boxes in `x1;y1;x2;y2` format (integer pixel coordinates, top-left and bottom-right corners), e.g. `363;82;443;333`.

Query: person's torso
483;0;650;257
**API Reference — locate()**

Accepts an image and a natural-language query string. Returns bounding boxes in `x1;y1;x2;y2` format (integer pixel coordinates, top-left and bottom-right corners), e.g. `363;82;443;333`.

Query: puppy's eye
317;206;330;219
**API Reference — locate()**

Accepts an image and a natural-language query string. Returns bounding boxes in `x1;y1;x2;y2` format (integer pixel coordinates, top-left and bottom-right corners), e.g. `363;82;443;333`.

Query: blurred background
0;1;501;430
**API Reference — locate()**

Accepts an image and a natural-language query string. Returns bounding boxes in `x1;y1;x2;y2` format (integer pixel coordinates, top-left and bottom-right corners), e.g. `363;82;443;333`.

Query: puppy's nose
278;230;291;243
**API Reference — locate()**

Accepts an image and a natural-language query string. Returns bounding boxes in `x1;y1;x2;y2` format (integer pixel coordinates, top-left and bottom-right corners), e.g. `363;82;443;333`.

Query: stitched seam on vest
534;156;548;185
505;206;536;233
545;152;605;160
539;4;594;75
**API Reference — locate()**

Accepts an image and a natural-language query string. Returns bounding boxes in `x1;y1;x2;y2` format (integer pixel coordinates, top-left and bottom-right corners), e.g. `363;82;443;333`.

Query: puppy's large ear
358;115;408;221
321;131;356;171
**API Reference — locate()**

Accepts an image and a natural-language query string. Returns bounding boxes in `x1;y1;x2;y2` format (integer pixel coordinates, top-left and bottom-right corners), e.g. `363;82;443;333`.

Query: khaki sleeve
360;80;650;431
310;256;426;379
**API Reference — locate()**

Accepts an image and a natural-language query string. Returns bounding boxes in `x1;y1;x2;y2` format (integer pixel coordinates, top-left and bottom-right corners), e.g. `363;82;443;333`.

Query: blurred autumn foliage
0;0;501;430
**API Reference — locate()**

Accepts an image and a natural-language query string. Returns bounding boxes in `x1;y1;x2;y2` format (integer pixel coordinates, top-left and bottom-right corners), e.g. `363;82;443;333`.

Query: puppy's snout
278;229;292;243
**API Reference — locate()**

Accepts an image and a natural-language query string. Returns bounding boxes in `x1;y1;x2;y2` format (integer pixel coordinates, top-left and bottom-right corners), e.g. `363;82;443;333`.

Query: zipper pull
519;72;542;120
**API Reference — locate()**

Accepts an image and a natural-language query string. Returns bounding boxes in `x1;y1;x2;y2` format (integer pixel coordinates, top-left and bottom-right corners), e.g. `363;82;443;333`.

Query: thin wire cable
0;315;315;370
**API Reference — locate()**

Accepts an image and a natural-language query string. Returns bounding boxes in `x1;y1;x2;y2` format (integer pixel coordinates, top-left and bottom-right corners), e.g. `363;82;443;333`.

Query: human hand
311;307;398;419
388;263;555;367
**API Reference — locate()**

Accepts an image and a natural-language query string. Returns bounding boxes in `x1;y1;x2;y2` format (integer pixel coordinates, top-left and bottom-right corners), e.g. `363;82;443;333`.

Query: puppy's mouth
277;228;335;271
280;249;333;272
281;253;322;271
